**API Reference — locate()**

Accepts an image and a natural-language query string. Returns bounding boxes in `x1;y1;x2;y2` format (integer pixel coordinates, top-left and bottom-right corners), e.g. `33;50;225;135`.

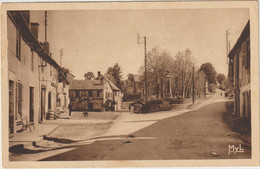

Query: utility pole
226;29;230;64
45;11;47;42
137;33;147;104
192;67;195;105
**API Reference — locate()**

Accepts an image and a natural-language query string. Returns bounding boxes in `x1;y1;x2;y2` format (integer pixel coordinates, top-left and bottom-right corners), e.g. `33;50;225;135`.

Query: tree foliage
136;46;219;99
200;63;217;84
128;73;135;82
106;63;123;90
143;46;174;98
84;72;95;80
173;49;196;98
216;73;226;86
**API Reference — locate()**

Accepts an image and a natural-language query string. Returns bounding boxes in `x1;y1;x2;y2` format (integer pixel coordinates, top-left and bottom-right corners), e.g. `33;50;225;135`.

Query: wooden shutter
18;83;22;116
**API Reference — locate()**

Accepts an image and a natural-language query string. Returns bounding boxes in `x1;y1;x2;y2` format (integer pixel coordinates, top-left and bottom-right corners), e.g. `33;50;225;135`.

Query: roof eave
8;11;60;70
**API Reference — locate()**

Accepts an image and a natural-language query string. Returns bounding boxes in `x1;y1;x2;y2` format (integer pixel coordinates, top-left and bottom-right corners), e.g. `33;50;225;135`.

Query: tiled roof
228;20;250;59
70;79;104;90
102;76;121;91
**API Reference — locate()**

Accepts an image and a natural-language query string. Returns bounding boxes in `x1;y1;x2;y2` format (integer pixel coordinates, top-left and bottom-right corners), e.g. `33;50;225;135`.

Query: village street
9;90;251;161
5;9;253;168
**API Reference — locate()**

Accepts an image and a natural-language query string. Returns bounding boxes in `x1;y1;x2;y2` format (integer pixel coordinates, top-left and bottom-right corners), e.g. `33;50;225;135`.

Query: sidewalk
9;123;57;149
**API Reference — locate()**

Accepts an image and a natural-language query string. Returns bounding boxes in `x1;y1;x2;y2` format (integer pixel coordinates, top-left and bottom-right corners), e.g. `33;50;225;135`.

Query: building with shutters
7;11;73;136
69;71;122;111
227;20;250;118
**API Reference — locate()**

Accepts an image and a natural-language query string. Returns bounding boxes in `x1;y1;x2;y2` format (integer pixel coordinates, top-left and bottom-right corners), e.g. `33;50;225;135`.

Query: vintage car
133;99;172;113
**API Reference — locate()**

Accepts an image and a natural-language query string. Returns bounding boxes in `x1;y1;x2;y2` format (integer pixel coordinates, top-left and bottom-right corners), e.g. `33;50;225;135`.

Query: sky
47;9;249;79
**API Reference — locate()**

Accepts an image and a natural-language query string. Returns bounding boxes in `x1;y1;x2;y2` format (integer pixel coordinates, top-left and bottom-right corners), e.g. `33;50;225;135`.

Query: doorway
41;87;46;121
9;80;15;135
64;93;67;108
29;87;34;122
48;91;52;110
88;102;93;111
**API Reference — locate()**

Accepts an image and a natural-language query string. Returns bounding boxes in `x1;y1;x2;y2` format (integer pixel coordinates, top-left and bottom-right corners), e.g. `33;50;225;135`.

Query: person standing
68;103;72;116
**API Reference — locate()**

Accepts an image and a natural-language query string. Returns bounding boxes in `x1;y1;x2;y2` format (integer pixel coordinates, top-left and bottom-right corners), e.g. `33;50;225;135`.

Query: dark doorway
9;80;15;135
29;87;34;122
64;93;67;109
41;87;46;121
48;91;51;110
88;102;93;111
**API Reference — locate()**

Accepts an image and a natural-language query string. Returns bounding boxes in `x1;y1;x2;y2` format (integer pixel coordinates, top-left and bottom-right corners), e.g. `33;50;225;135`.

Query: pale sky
47;9;249;79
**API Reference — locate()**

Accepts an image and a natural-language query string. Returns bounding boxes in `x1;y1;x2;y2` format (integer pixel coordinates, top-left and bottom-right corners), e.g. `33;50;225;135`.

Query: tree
195;70;206;98
173;49;196;98
145;46;174;99
128;73;135;82
216;73;226;86
200;63;217;84
106;63;123;90
84;72;95;80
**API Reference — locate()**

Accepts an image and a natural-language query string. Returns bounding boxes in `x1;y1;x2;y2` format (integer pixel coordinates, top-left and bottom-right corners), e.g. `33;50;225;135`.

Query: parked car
133;100;145;113
133;99;172;113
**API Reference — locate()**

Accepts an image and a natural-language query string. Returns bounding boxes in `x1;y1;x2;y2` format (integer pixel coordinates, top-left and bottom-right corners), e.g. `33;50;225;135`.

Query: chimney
30;23;39;40
98;71;101;77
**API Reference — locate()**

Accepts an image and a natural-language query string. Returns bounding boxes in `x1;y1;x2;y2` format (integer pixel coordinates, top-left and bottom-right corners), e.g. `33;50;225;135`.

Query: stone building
7;11;72;136
69;72;122;111
227;20;250;118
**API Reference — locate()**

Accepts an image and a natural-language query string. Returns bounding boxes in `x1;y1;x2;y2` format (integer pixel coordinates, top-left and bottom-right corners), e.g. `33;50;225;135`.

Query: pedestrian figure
83;111;88;117
68;103;72;116
129;104;131;111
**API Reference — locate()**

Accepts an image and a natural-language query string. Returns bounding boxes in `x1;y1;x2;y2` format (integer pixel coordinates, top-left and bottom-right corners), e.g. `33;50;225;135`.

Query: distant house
227;20;250;118
69;71;122;111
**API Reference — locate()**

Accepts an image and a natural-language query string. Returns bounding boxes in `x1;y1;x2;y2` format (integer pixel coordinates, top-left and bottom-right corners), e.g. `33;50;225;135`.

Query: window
16;27;21;61
89;91;93;97
97;90;101;97
31;50;34;71
16;82;23;119
80;91;85;97
75;91;79;97
69;91;76;98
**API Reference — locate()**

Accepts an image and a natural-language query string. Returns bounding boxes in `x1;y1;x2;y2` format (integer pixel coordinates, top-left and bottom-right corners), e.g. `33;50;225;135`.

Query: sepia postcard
1;1;259;168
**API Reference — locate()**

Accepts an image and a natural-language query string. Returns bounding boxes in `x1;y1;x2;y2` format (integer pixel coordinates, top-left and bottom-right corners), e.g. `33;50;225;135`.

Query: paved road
41;101;251;161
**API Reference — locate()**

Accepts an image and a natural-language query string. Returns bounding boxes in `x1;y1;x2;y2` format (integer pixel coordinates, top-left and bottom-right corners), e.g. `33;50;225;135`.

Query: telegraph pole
137;33;148;104
226;29;230;64
45;11;47;42
192;67;195;105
